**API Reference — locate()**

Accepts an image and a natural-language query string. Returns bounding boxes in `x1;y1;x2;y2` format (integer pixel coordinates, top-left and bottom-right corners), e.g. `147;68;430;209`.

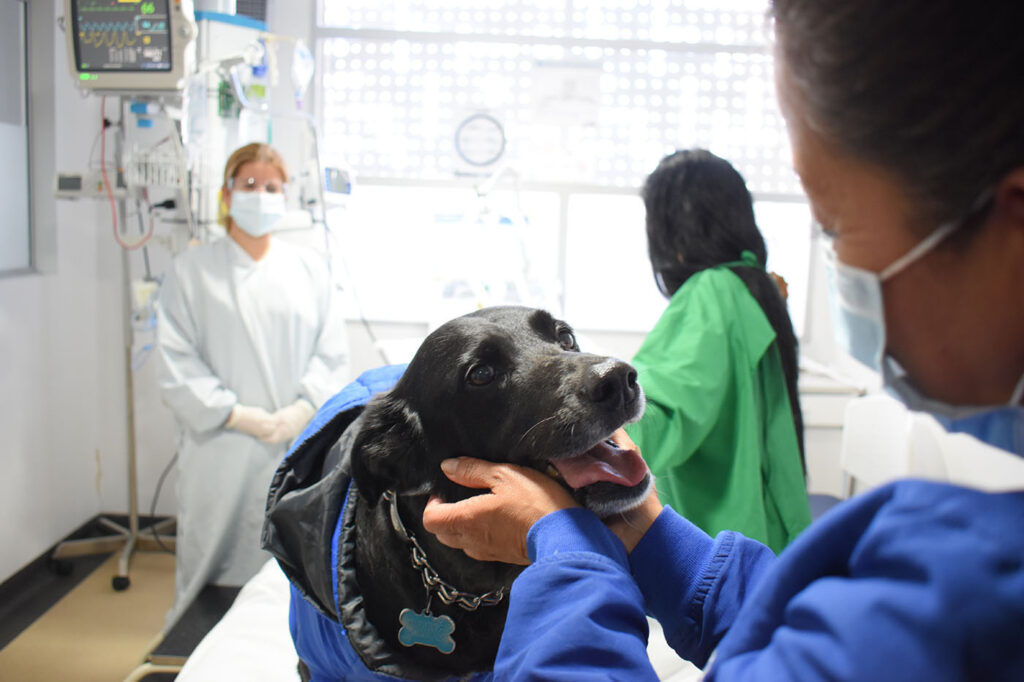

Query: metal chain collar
383;491;507;612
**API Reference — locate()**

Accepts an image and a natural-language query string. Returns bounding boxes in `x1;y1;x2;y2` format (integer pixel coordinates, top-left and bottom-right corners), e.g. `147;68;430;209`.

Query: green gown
625;259;811;553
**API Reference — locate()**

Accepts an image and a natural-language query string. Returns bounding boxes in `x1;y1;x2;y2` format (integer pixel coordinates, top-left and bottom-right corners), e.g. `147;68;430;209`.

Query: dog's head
351;306;651;518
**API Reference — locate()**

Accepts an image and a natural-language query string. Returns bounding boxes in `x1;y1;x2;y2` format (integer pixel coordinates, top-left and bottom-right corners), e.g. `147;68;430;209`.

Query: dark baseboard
0;513;175;651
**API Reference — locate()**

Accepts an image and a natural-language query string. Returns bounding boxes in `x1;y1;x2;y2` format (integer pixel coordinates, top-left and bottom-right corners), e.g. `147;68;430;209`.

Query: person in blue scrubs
421;1;1024;679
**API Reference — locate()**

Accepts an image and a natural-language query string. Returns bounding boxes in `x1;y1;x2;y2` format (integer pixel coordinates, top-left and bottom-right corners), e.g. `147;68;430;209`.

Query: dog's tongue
550;440;648;489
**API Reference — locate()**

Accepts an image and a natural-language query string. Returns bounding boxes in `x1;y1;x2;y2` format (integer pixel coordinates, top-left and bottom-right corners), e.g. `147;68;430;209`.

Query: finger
422;494;474;538
422;491;497;526
421;495;450;533
438;457;502;489
610;427;639;452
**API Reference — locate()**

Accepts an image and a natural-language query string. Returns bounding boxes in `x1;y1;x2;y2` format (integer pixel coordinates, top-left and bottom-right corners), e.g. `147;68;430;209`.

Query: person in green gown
625;149;811;553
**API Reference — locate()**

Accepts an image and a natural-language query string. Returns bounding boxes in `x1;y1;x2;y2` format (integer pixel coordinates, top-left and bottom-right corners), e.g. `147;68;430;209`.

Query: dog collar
382;490;507;612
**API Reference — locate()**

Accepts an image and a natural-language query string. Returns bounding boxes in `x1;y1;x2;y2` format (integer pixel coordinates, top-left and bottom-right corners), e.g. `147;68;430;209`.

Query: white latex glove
225;404;278;441
261;399;316;445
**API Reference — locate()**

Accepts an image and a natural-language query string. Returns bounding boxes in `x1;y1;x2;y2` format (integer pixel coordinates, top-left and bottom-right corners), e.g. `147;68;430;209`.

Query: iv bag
291;40;315;107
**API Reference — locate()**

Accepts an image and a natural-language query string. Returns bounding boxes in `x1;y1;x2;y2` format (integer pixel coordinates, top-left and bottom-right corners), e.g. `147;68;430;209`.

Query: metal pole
114;94;139;589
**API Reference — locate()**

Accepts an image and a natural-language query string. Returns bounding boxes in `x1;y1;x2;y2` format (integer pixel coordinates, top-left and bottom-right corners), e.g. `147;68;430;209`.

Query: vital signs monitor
65;0;196;94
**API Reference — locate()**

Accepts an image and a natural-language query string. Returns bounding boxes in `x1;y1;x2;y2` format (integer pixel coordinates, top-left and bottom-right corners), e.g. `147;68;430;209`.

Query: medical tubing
162;104;198;240
101;97;152;251
276;109;385;363
99;98;119;245
227;66;384;363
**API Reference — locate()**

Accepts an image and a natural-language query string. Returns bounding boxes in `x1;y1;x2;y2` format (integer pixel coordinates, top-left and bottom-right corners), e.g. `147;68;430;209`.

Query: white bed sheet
175;559;702;681
176;559;302;682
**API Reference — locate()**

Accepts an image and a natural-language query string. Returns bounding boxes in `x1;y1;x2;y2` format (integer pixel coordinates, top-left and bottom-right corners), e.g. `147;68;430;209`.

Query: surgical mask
229;190;286;237
821;219;957;373
823;201;1024;453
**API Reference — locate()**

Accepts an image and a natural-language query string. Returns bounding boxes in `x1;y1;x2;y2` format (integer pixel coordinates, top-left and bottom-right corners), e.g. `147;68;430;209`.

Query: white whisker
516;415;557;450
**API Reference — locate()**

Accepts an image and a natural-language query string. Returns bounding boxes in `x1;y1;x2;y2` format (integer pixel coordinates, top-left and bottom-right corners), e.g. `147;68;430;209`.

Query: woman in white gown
156;143;350;627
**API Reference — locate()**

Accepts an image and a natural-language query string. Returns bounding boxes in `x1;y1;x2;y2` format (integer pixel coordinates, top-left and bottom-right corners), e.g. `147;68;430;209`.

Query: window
315;0;811;334
0;0;31;273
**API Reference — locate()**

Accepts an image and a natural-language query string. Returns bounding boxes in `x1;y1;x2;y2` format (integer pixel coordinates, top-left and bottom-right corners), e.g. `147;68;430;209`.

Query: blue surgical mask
822;219;957;372
229;190;286;237
822;208;1024;455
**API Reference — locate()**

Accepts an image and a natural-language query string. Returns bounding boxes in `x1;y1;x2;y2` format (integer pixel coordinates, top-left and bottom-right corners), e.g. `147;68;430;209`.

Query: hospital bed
175;560;300;681
171;558;704;681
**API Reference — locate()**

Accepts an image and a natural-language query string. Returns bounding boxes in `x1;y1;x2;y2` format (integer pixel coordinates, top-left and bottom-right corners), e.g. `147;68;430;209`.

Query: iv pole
51;95;176;591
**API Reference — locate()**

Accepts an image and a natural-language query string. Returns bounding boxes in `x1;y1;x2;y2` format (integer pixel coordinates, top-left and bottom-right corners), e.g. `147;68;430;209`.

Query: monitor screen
71;0;173;73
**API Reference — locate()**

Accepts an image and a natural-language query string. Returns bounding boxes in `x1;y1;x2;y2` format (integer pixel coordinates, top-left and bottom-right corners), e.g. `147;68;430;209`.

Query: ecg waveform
79;19;166;46
80;22;139;49
75;1;171;71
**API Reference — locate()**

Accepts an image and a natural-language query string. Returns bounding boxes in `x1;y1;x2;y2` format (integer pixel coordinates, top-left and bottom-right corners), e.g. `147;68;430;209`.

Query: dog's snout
589;361;639;409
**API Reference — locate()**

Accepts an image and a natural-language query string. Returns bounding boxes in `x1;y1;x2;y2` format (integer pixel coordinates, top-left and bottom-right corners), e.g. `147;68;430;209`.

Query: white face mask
229;190;286;237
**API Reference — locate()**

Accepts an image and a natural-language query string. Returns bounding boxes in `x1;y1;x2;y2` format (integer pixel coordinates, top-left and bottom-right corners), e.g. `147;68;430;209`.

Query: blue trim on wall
194;11;267;32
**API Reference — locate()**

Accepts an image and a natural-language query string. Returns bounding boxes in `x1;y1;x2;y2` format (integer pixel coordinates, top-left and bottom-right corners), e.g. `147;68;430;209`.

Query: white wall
0;0;130;583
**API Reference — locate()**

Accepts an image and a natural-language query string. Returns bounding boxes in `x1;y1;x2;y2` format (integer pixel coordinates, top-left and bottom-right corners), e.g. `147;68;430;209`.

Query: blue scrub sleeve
700;483;1024;681
493;508;659;681
630;506;776;667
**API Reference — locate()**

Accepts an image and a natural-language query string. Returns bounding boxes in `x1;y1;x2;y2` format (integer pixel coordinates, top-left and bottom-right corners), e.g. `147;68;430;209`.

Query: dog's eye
467;364;496;386
557;329;577;351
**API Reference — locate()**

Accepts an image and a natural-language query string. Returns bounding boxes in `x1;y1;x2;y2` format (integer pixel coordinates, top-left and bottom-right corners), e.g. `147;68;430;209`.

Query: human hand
769;271;789;301
261;399;315;444
225;404;277;441
602;429;663;553
604;486;663;554
422;458;580;565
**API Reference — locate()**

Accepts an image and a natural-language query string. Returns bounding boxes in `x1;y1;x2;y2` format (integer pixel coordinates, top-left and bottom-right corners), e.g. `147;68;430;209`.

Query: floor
0;549;177;682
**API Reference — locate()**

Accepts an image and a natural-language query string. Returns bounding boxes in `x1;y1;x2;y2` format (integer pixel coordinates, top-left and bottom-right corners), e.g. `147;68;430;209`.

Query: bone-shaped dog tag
397;608;456;654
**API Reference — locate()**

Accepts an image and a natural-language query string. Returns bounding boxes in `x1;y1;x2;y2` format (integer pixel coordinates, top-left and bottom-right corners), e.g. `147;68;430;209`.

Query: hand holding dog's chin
422;457;579;566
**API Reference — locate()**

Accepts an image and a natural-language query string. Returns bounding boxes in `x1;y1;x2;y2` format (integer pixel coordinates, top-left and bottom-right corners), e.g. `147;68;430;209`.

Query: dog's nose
589;361;639;409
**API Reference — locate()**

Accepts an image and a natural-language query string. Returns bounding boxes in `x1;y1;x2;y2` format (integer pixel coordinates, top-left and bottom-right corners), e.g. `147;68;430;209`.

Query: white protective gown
156;236;350;628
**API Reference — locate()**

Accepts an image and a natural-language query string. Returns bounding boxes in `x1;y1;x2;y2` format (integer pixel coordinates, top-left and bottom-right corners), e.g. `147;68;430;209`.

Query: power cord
148;452;178;555
150;198;177;211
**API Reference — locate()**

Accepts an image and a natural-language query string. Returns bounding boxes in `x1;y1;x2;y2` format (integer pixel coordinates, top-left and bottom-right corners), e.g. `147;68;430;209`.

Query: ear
219;187;231;225
350;392;432;506
996;167;1024;227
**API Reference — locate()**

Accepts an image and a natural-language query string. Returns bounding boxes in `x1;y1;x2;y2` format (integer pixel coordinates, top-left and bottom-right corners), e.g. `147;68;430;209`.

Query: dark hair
771;0;1024;230
642;149;804;467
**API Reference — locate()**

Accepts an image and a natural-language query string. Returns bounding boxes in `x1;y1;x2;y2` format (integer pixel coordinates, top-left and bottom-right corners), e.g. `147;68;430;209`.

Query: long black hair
642;149;804;467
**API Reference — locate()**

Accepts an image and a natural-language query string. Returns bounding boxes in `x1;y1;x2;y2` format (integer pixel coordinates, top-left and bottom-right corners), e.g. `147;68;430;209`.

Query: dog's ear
350;392;432;506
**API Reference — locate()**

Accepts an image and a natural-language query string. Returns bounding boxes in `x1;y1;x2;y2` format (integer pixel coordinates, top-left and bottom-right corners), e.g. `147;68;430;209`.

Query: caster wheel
112;575;131;591
48;556;73;576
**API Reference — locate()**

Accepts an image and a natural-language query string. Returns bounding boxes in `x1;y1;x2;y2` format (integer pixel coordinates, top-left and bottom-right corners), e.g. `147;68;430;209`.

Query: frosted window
316;0;812;334
564;194;809;334
328;186;562;325
316;1;796;194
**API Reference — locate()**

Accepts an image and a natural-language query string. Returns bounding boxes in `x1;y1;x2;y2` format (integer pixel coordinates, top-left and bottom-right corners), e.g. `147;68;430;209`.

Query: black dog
266;306;651;680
